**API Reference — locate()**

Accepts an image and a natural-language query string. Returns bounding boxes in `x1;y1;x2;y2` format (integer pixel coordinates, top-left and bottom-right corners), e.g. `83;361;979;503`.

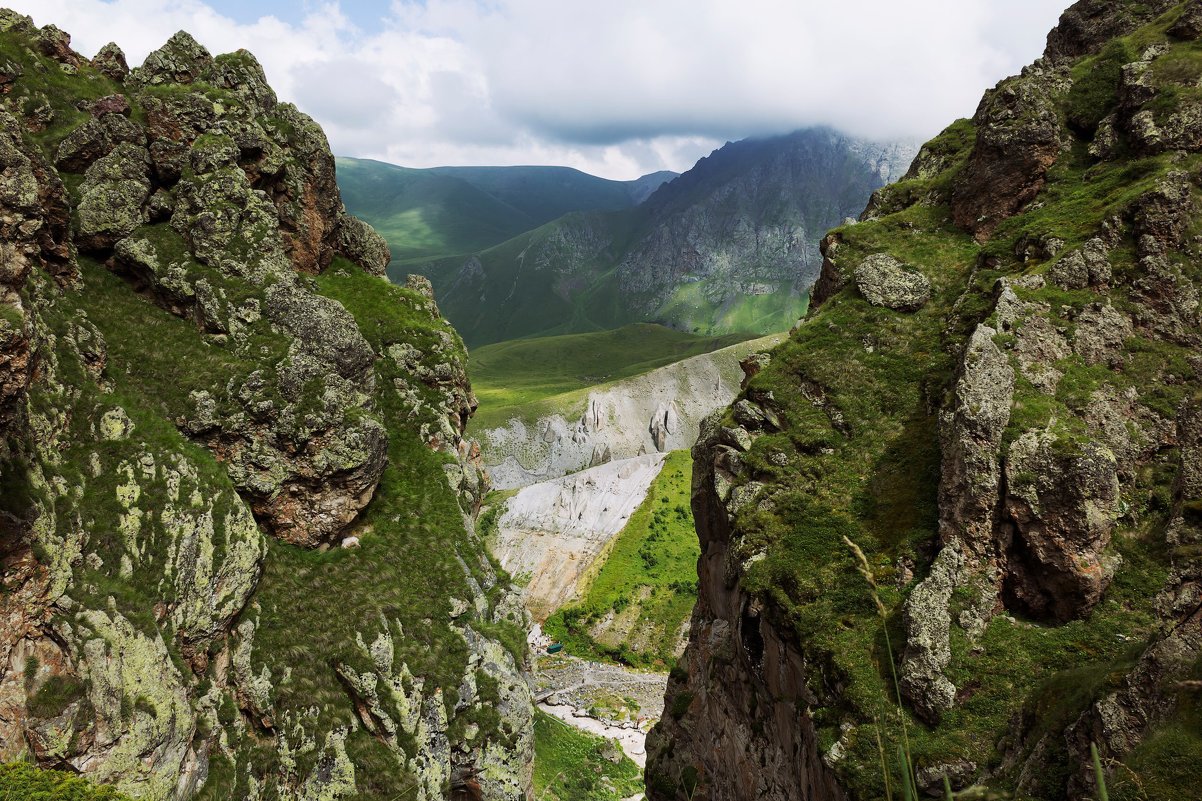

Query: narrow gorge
2;1;1202;800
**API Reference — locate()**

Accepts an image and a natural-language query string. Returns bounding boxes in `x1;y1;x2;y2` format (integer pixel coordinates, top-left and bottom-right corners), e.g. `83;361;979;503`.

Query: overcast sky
10;0;1069;179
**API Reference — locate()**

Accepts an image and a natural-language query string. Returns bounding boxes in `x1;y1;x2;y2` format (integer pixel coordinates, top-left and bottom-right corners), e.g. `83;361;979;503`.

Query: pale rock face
491;453;668;619
480;335;781;489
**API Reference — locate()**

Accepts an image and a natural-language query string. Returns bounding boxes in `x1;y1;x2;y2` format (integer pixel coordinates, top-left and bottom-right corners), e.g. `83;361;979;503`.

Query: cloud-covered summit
8;0;1067;178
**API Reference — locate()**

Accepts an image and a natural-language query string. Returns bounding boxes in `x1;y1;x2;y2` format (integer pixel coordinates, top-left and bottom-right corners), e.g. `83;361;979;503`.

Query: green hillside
405;129;908;347
335;157;537;261
468;323;755;431
336;158;676;266
430;165;669;223
544;450;700;669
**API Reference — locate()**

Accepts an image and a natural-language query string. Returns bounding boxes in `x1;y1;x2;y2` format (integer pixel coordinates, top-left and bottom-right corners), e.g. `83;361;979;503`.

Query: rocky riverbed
531;638;667;769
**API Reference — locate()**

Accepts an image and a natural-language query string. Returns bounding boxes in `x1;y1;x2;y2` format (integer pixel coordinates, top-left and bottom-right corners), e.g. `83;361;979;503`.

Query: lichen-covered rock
853;252;930;311
951;63;1069;239
91;42;128;82
336;210;390;276
75;142;151;251
33;24;81;68
204;49;277;114
0;18;528;801
899;546;965;723
1001;429;1120;621
55;113;145;173
127;30;213;90
1049;237;1111;289
939;324;1015;553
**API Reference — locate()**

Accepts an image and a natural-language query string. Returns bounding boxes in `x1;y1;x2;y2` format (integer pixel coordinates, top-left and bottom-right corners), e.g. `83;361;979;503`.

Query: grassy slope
336;159;670;269
657;10;1202;795
468;323;755;430
544;450;699;670
532;710;643;801
428;165;649;223
335;158;537;262
409;208;645;346
0;763;132;800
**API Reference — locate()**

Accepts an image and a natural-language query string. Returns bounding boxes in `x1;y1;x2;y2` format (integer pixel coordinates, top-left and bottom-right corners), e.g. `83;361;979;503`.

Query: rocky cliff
418;130;916;346
0;12;530;800
649;2;1202;799
478;335;782;490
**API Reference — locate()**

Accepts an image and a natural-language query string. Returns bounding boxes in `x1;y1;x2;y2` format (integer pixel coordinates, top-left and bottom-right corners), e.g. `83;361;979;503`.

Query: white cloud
5;0;1068;178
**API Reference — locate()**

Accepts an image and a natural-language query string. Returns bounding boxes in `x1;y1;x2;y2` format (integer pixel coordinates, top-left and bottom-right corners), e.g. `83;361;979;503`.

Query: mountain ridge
337;157;677;265
410;127;917;346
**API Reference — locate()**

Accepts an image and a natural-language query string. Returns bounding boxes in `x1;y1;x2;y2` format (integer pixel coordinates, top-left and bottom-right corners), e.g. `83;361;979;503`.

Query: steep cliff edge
0;12;530;800
650;2;1202;799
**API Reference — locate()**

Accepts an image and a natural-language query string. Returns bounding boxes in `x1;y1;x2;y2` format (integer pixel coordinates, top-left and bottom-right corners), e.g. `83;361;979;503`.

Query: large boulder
853;253;931;311
75;142;151;252
1001;430;1121;621
336;210;390;276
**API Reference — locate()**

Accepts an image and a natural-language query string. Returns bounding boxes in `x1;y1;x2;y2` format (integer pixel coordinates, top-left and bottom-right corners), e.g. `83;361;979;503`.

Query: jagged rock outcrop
950;62;1070;239
0;13;530;801
652;2;1202;798
647;412;847;801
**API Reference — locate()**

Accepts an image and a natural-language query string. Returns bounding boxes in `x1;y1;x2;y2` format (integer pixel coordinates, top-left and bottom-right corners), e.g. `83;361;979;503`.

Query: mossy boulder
852;252;931;311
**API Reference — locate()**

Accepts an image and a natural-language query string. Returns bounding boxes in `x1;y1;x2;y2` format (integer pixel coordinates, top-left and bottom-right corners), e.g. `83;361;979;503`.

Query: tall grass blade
898;744;915;801
943;774;954;800
1091;742;1109;801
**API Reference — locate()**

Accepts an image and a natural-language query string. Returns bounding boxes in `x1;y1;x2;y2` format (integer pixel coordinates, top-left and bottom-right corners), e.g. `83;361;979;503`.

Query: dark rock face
1044;0;1178;63
1000;433;1120;621
950;64;1069;239
647;412;848;801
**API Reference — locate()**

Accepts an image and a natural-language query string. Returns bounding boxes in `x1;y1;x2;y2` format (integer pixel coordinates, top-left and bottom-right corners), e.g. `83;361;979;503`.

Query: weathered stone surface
1044;0;1177;63
54;113;145;173
646;411;848;801
263;103;341;274
899;546;965;723
951;64;1069;239
1001;430;1120;621
336;210;390;275
1072;302;1131;366
33;24;81;68
1049;237;1111;289
91;42;128;82
204;49;277;114
853;252;931;311
939;324;1015;553
127;30;213;90
75;142;151;251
